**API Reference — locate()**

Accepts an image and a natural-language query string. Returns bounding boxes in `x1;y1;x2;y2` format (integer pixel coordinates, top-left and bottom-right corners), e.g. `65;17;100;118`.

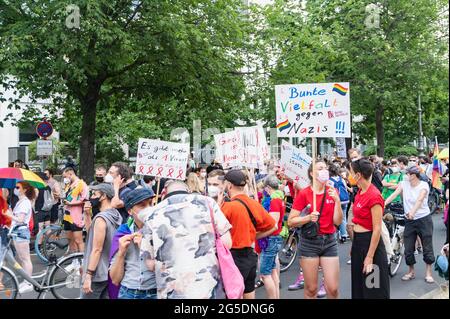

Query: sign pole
312;137;317;212
154;178;161;205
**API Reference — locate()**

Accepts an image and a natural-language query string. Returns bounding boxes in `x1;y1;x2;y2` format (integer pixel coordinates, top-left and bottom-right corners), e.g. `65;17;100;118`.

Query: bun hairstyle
17;181;36;201
350;159;374;180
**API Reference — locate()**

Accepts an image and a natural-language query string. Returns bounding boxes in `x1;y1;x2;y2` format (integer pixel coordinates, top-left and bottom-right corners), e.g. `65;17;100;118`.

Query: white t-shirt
400;181;430;220
12;197;33;228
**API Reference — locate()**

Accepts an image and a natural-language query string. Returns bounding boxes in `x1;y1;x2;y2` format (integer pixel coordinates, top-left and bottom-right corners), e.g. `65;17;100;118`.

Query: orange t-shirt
221;194;275;249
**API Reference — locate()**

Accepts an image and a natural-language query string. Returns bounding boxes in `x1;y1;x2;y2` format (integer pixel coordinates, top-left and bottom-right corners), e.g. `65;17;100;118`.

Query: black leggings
351;231;390;299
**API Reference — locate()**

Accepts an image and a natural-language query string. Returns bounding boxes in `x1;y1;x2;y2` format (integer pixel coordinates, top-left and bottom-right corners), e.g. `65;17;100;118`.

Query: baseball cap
224;169;247;186
90;183;115;199
406;166;420;175
123;188;155;210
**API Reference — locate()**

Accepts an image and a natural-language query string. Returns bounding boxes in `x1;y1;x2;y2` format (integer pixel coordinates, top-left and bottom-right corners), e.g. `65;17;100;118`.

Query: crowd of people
0;149;448;299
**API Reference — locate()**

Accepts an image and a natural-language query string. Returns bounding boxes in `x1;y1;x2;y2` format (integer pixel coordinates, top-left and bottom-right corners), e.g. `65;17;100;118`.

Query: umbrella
0;168;46;189
438;148;449;160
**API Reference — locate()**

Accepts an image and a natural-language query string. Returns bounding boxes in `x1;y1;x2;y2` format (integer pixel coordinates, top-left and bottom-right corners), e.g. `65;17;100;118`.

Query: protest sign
336;137;347;158
280;140;312;188
135;138;189;180
214;130;242;168
236;126;270;168
275;82;351;138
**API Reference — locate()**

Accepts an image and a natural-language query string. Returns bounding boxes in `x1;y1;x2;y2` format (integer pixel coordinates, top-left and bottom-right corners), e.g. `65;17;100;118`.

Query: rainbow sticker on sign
276;119;291;132
332;83;348;96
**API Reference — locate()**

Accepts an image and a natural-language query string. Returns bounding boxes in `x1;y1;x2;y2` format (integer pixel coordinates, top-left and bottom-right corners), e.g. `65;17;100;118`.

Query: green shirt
381;173;404;202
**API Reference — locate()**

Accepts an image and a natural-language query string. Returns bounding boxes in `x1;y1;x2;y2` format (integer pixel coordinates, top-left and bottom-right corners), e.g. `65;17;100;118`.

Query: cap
264;174;281;189
90;183;115;199
224;169;247;186
123;188;155;210
406;166;420;175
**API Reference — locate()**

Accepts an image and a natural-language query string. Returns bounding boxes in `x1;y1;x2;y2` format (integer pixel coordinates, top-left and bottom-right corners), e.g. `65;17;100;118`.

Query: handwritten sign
336;137;347;158
135;139;189;180
214;130;242;168
280;140;312;188
236;126;270;168
275;82;351;138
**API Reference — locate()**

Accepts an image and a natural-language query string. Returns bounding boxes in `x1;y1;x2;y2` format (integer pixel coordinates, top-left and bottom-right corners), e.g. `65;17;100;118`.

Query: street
15;213;448;299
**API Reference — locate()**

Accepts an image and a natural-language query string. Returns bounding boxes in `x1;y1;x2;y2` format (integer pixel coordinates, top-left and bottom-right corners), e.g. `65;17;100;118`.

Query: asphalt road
14;213;449;299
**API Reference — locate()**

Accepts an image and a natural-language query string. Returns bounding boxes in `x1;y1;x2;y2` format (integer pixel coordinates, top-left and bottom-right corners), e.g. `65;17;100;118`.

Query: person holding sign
287;160;343;299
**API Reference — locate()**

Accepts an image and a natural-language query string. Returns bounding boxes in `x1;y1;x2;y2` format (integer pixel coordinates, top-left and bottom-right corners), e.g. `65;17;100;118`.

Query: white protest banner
275;82;351;138
135;138;189;180
214;130;242;168
280;140;312;188
236;126;270;168
336;137;347;158
36;139;53;156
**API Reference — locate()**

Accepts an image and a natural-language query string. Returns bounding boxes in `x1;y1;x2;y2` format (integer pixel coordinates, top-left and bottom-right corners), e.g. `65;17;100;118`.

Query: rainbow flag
432;141;443;189
332;83;348;96
277;119;291;132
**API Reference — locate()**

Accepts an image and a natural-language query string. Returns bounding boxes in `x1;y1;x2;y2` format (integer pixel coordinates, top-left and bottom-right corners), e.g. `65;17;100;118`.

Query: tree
0;0;256;182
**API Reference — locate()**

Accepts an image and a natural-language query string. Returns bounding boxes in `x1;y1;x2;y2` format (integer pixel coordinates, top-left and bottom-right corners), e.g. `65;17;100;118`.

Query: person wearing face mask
109;188;157;299
195;166;208;194
90;165;108;186
44;168;62;225
381;160;404;203
81;183;122;299
1;182;36;293
287;160;343;299
207;169;228;203
385;166;435;284
349;158;390;299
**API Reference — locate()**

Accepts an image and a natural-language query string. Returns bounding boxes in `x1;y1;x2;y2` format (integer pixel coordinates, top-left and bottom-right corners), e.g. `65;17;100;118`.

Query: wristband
86;269;96;276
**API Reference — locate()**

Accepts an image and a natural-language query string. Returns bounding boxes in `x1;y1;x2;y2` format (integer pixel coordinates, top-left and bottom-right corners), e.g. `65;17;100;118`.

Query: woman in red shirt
288;160;343;299
349;158;390;299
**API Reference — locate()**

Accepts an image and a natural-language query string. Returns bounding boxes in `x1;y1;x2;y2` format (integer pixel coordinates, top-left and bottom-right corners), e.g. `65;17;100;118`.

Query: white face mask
391;167;400;174
14;188;21;197
318;170;330;183
200;172;207;178
63;178;71;185
104;174;114;183
208;185;220;198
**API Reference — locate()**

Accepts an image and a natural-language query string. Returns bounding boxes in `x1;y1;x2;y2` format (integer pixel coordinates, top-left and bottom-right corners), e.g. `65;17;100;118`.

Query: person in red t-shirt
259;174;285;299
287;160;343;299
349;158;390;299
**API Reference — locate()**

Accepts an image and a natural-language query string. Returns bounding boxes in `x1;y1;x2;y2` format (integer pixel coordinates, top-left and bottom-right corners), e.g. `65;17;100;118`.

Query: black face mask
95;176;104;183
89;197;102;216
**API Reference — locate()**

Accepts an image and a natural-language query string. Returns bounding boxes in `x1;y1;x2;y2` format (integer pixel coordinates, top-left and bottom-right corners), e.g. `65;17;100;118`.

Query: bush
363;145;418;158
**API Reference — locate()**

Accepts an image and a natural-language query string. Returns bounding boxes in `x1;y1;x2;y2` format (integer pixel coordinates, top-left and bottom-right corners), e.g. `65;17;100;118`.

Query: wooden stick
154;178;161;205
312;137;317;212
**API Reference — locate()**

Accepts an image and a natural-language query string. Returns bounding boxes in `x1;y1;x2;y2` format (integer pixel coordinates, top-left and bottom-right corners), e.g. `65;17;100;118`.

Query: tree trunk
375;104;385;157
78;99;97;183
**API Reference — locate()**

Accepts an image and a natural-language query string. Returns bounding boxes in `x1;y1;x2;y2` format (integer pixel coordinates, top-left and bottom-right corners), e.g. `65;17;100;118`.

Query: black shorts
36;210;51;223
230;248;258;294
50;204;60;223
63;220;83;232
299;233;338;258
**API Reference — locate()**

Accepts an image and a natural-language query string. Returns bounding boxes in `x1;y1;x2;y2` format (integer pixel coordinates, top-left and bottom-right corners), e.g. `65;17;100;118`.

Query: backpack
331;177;349;202
41;189;55;212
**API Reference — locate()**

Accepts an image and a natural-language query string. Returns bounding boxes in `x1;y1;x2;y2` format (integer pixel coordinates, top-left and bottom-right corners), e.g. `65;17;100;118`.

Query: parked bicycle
278;226;300;273
383;203;406;277
0;224;83;299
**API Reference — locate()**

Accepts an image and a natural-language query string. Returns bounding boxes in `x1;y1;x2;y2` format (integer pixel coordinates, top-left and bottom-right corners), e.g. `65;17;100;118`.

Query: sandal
401;273;416;281
425;276;435;284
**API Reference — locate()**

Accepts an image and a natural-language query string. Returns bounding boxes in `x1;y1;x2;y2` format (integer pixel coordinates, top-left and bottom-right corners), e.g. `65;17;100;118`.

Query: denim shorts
299;233;338;258
259;236;283;275
11;226;30;243
118;286;157;299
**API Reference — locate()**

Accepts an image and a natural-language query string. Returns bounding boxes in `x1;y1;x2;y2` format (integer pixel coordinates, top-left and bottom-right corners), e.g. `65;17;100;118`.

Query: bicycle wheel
279;234;298;273
35;225;59;263
389;241;404;277
49;253;84;299
0;267;19;299
43;227;70;262
428;193;439;214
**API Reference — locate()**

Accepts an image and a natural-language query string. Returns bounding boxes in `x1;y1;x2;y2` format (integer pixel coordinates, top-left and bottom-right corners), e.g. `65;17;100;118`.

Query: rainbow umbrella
0;168;46;189
438;148;449;160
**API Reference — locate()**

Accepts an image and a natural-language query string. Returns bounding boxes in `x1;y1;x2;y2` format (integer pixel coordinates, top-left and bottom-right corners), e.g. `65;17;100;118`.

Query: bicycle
0;224;83;299
428;186;443;214
278;226;300;273
34;205;70;264
383;203;406;277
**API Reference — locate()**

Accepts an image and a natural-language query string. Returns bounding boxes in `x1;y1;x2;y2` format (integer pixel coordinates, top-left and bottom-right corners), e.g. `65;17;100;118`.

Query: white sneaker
64;259;80;273
347;259;352;265
19;281;34;294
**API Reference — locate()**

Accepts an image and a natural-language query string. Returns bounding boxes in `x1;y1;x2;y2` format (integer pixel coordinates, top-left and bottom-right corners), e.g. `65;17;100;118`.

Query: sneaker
18;281;33;294
414;250;419;256
317;280;326;298
347;259;351;265
64;259;80;273
288;273;305;290
255;279;264;289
